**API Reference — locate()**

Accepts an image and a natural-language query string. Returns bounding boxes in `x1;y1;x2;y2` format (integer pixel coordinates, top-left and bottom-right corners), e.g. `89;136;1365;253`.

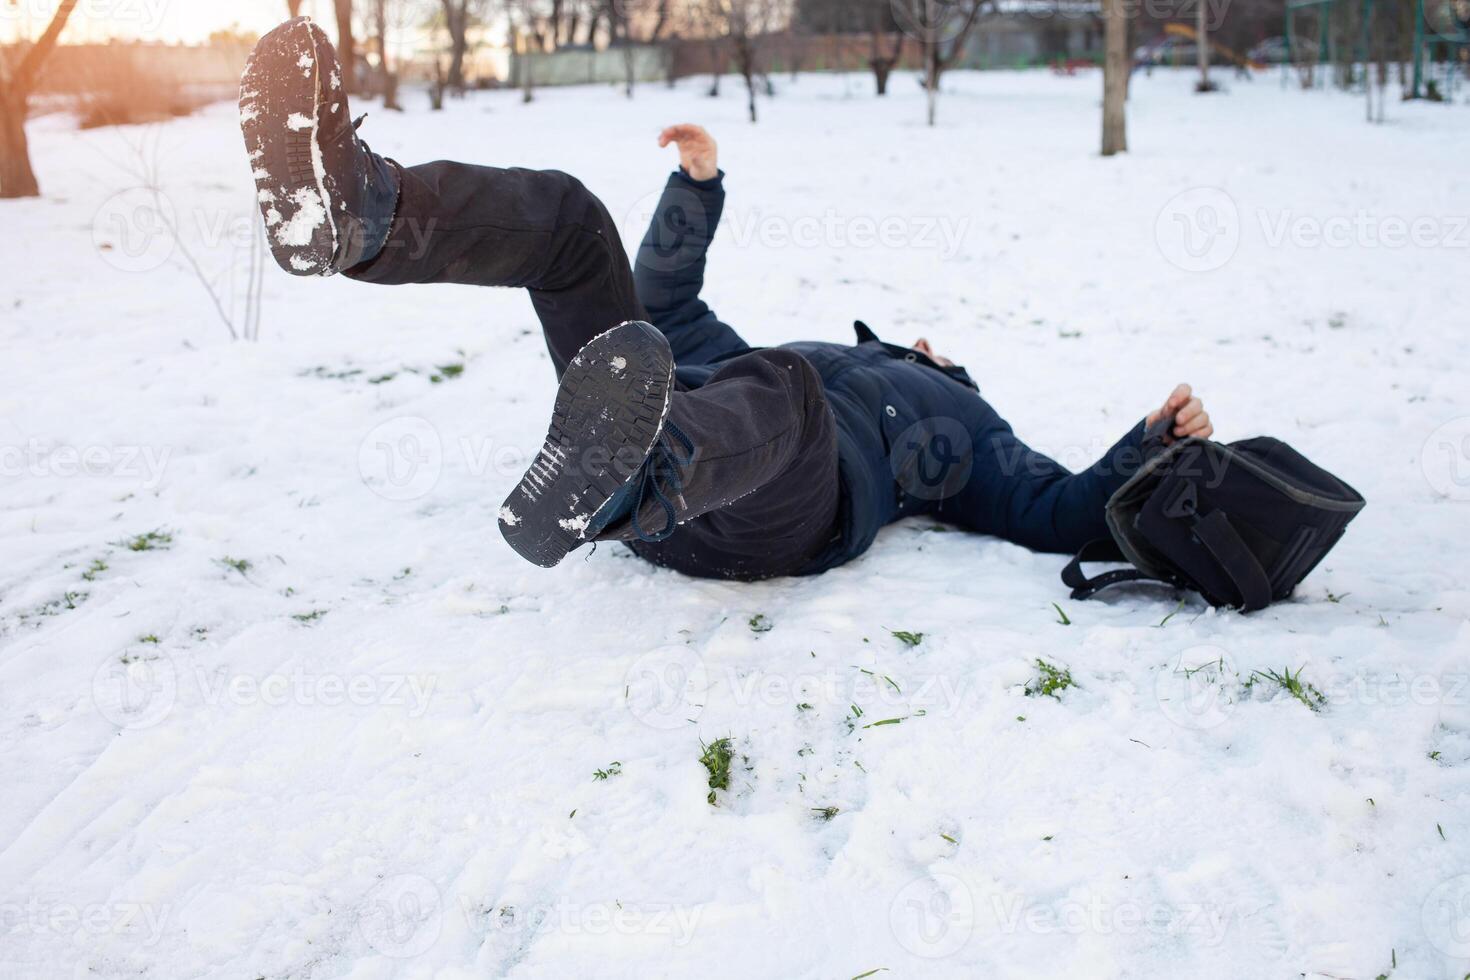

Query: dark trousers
346;162;840;579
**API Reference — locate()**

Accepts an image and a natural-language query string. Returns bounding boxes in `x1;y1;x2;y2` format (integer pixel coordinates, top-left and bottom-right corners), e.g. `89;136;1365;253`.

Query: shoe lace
630;421;695;544
323;112;369;147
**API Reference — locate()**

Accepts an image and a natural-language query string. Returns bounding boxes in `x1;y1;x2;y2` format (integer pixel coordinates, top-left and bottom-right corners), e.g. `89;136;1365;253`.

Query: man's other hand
1147;383;1214;443
911;338;955;368
659;124;719;182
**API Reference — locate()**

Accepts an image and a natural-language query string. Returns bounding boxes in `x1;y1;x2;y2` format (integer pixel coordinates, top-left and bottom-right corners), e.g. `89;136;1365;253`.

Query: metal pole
1285;6;1294;87
1318;4;1330;87
1360;0;1373;80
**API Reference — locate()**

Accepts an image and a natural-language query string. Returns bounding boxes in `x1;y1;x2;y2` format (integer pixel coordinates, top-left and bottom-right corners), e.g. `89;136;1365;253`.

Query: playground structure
1132;24;1264;77
1161;22;1265;71
1409;0;1470;98
1284;0;1469;99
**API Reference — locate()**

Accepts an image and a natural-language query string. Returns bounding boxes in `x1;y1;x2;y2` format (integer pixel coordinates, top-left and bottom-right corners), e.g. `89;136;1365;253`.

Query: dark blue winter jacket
634;169;1145;573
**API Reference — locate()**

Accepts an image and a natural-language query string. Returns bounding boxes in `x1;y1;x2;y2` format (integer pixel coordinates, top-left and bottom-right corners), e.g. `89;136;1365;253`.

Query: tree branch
14;0;81;96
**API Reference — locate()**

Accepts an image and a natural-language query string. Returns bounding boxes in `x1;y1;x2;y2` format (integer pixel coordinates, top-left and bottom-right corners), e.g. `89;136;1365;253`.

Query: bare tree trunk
443;0;469;92
925;42;939;126
911;0;980;126
1101;0;1127;155
333;0;357;93
522;40;536;103
1195;0;1216;92
430;58;446;109
0;0;80;199
737;37;758;122
869;19;902;95
373;0;402;110
0;92;39;199
872;59;893;94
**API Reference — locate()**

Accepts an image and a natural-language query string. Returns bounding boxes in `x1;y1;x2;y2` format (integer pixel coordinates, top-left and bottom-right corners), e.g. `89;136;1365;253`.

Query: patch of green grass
116;529;172;552
940;833;957;844
1051;602;1071;626
1025;659;1075;699
1156;598;1186;628
592;762;622;781
797;702;813;711
300;365;364;381
138;634;160;644
81;558;109;582
700;737;734;805
1250;666;1325;712
429;362;465;383
291;609;327;625
32;591;89;617
215;556;251;575
850;970;889;980
748;614;773;633
811;806;839;821
889;629;923;647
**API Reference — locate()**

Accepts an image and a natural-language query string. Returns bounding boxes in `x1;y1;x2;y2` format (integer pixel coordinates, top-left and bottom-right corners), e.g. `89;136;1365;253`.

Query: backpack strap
1190;510;1273;612
1061;538;1172;601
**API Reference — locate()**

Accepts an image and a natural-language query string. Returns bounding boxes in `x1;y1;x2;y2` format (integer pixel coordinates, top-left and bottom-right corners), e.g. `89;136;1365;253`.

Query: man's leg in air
241;19;838;576
241;19;642;373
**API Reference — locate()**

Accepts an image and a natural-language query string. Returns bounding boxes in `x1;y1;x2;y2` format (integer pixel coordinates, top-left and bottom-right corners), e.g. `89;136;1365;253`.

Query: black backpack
1061;418;1366;612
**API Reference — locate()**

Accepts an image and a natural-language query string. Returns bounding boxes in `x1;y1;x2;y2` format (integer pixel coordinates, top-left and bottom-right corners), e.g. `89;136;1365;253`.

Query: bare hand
658;124;719;182
1147;383;1214;443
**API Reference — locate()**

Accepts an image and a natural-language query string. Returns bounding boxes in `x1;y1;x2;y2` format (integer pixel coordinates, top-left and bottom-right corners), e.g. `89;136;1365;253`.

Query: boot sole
239;18;339;276
499;321;675;569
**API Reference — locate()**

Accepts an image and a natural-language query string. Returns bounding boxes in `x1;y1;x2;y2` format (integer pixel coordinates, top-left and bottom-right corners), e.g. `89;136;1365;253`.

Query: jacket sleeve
633;169;750;365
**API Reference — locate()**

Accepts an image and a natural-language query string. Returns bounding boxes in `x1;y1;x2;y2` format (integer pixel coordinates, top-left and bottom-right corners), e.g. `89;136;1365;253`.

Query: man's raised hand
659;124;719;182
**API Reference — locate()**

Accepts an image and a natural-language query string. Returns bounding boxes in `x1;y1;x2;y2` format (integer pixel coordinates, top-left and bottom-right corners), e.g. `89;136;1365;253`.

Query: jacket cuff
1094;418;1149;497
674;167;725;192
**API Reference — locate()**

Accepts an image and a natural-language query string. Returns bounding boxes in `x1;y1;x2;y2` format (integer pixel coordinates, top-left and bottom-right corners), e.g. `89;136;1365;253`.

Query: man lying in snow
240;18;1214;581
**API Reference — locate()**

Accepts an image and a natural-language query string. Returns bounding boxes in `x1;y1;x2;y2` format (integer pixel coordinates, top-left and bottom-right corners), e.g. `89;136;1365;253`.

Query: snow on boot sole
499;321;675;569
239;18;339;276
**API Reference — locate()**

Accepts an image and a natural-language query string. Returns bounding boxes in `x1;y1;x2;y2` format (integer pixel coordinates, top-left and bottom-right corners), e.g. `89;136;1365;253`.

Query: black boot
499;321;684;568
239;17;398;276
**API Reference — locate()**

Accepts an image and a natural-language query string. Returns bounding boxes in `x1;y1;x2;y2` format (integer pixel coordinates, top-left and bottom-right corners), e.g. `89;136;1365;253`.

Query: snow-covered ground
2;67;1469;979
